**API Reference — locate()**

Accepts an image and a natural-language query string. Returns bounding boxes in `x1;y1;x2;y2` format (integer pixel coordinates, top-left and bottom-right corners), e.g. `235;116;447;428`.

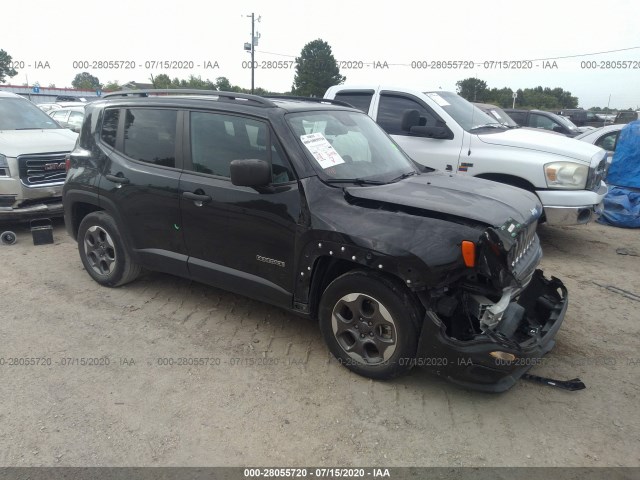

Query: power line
255;45;640;64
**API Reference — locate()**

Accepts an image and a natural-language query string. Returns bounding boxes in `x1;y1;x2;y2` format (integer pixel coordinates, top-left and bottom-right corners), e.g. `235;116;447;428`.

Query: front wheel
318;270;422;380
77;211;141;287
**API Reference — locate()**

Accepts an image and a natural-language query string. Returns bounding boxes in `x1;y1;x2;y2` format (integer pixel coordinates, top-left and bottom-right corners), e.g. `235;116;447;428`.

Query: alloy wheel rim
84;225;117;276
331;293;397;365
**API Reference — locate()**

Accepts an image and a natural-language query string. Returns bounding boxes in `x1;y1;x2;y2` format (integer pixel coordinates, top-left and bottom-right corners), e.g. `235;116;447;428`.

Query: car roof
0;91;25;99
52;105;86;112
575;124;624;140
93;91;358;116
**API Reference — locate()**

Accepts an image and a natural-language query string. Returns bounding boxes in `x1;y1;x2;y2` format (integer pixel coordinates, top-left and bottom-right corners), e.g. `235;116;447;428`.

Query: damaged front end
417;218;568;392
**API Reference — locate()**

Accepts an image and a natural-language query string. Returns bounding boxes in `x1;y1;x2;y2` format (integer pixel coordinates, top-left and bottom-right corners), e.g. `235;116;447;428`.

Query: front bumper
537;182;608;226
416;270;568;392
0;200;63;222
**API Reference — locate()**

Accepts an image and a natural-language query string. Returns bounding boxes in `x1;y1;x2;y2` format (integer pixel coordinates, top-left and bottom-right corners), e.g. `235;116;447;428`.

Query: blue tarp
607;120;640;188
599;120;640;227
598;186;640;228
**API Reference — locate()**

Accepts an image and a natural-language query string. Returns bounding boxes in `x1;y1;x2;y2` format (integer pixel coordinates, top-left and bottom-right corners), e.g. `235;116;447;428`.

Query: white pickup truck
324;85;608;225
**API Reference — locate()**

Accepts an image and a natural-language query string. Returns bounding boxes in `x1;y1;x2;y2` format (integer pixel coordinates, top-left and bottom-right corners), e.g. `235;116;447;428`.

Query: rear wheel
319;270;422;379
77;211;141;287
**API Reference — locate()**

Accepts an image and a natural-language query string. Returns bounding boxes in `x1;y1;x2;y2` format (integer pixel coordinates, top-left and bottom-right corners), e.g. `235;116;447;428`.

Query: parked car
63;89;568;392
37;103;63;113
559;109;611;128
0;92;77;221
575;124;626;167
325;85;607;226
613;110;640;125
49;106;85;133
37;101;88;113
474;102;563;136
504;108;582;137
473;103;519;127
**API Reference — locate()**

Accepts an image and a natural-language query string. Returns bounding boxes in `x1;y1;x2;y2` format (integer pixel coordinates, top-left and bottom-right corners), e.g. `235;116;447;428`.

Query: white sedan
575;124;624;165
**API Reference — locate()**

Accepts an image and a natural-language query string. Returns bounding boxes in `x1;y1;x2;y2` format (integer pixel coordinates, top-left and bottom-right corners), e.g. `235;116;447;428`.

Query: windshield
0;97;61;130
286;110;417;183
483;106;519;127
552;112;579;132
424;91;503;131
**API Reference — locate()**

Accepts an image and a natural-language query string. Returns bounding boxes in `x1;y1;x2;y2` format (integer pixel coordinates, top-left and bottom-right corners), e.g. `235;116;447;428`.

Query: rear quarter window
100;109;119;148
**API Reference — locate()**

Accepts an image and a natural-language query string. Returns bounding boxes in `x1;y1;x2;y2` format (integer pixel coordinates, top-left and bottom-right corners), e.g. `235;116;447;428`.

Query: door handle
182;191;212;203
105;173;130;184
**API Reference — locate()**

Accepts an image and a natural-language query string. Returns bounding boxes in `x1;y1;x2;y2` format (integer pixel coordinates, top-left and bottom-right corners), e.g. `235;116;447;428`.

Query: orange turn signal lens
461;241;476;268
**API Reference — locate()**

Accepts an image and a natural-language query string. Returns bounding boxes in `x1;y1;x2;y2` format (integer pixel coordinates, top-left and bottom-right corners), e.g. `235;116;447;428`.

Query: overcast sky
2;0;638;108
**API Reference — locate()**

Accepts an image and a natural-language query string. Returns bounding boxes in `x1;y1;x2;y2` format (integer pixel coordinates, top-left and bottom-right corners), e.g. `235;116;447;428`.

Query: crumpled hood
0;129;77;157
344;172;542;227
476;128;602;163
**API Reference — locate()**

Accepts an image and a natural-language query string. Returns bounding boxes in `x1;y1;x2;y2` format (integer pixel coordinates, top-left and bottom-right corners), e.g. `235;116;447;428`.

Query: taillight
65;154;71;172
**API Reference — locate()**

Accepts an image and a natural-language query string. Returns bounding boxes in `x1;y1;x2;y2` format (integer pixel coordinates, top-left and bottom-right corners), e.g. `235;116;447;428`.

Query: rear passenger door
179;110;300;308
98;107;188;276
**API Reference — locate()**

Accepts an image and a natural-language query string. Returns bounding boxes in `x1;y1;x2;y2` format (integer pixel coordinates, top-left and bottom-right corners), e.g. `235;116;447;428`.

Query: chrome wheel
83;225;117;276
331;293;397;365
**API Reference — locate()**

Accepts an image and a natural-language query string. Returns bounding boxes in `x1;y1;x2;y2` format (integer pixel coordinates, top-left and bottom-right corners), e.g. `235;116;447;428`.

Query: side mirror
230;159;271;187
401;109;421;131
552;125;564;133
409;125;449;139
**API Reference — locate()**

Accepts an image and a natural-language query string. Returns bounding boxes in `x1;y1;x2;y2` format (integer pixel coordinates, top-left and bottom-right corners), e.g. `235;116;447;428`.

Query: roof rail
102;89;276;107
263;95;355;108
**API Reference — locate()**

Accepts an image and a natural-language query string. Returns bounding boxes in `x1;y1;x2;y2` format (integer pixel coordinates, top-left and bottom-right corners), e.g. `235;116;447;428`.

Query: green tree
103;80;121;91
72;72;101;90
456;77;488;102
292;39;345;97
151;74;172;89
0;49;18;83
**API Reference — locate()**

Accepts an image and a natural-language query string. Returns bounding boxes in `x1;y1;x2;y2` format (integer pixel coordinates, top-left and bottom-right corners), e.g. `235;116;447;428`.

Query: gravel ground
0;219;638;467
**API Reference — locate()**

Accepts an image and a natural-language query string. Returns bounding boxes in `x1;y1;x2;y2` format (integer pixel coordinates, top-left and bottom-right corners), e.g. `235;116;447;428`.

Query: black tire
319;270;421;380
77;211;141;287
1;231;17;245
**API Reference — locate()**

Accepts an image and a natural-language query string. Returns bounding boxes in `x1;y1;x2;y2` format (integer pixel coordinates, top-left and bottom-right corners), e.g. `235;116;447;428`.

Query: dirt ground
0;219;638;467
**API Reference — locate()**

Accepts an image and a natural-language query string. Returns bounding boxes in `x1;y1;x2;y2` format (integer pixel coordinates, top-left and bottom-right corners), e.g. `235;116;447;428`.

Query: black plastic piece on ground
522;373;586;391
30;218;54;245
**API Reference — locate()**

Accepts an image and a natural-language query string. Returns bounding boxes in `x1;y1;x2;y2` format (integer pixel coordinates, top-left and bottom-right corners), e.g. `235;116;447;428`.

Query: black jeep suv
63;90;568;392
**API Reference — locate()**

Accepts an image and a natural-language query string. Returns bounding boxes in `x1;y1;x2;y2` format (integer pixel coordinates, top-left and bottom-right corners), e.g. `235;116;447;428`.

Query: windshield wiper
390;171;418;182
325;178;387;186
15;127;47;130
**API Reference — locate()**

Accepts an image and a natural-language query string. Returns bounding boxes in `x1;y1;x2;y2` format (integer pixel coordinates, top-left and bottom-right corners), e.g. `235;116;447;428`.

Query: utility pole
244;13;261;94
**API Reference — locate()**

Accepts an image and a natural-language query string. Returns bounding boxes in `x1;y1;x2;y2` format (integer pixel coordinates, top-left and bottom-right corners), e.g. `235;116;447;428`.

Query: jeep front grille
509;222;537;268
18;153;68;187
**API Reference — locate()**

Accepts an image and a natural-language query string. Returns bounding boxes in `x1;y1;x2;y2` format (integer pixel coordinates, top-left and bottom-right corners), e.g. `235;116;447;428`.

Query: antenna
468;78;477;157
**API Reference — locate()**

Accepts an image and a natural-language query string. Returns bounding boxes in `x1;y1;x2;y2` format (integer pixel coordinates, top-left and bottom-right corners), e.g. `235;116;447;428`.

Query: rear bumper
416;270;568;392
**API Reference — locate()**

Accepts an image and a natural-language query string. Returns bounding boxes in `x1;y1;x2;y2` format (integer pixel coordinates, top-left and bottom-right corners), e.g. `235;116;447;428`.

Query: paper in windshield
300;132;345;169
